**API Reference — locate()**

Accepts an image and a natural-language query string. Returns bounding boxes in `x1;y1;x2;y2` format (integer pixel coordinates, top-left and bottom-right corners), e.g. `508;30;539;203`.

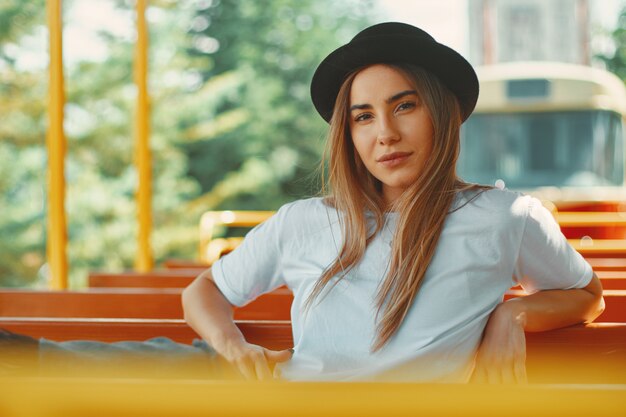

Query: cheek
408;124;434;157
421;136;434;157
350;141;379;178
350;134;372;163
353;144;377;172
414;141;433;170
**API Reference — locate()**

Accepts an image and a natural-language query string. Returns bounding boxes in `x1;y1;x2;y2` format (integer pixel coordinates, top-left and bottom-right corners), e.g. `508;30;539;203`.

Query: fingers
264;348;294;364
254;348;293;380
491;359;527;384
230;346;294;381
487;368;502;384
500;343;527;384
472;306;528;385
514;357;528;384
473;362;526;384
472;340;527;384
254;356;273;381
511;326;527;384
237;352;270;380
470;365;487;384
499;364;516;384
235;357;257;380
476;360;527;384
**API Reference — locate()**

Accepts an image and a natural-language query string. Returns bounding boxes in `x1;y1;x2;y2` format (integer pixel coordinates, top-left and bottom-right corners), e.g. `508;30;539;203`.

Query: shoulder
452;187;540;223
274;197;330;219
268;197;336;234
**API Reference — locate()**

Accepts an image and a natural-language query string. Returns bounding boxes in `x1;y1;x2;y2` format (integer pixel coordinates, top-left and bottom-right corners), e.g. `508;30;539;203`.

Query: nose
376;116;400;145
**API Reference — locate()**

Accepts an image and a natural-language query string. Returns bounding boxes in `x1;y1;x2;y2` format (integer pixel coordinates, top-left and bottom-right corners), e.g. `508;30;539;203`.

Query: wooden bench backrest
0;317;291;349
0;288;294;320
569;239;626;257
195;210;626;262
199;210;274;264
89;270;626;289
1;318;624;384
2;289;626;321
588;257;626;270
163;259;210;269
0;316;622;351
162;256;626;274
88;271;199;288
504;289;626;322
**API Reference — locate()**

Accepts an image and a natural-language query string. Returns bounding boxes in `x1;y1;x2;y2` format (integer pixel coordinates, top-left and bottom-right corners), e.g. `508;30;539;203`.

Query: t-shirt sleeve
513;196;593;293
211;204;290;307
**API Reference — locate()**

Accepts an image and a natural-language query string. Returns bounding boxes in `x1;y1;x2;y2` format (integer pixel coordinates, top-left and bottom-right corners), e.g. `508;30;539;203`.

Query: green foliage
0;0;47;286
0;0;377;287
597;7;626;80
0;143;46;286
183;0;378;210
0;0;45;46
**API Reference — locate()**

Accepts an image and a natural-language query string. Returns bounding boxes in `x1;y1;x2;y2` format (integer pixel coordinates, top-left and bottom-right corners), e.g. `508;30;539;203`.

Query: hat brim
311;34;479;123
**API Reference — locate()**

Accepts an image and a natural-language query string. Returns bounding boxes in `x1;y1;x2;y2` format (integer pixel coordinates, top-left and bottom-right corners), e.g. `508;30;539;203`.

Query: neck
382;186;404;208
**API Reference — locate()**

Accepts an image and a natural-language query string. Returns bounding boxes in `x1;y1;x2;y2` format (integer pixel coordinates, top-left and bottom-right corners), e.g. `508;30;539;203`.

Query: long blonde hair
307;63;486;351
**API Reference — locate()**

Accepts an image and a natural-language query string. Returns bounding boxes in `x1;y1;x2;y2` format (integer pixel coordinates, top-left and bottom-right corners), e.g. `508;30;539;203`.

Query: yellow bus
459;62;626;210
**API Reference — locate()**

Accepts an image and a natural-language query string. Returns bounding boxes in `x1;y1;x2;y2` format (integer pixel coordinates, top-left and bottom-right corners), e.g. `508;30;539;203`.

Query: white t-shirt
211;189;593;382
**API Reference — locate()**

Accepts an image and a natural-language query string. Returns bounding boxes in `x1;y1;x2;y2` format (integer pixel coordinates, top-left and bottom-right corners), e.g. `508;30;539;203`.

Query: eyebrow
349;90;418;112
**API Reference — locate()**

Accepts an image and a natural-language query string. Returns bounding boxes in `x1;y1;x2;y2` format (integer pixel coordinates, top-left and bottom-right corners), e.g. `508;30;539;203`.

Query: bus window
459;110;625;188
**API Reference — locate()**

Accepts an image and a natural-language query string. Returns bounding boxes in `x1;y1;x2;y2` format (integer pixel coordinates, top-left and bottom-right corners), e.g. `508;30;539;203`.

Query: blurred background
1;0;625;288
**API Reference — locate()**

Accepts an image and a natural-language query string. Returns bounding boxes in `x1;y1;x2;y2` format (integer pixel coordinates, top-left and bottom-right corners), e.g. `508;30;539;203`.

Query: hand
219;340;293;380
471;302;528;384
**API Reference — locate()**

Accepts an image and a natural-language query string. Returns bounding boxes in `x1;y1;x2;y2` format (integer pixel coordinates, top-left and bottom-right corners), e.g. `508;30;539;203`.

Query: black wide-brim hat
310;22;479;123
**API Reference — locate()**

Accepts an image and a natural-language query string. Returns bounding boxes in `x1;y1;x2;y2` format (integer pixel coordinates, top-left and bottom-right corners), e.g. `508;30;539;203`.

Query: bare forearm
502;274;605;332
181;269;246;352
473;275;603;383
182;269;294;379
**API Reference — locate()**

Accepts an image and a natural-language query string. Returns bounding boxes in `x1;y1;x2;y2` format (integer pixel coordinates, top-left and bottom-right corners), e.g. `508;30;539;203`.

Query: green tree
0;0;378;287
62;0;202;286
0;0;47;286
180;0;378;210
597;6;626;79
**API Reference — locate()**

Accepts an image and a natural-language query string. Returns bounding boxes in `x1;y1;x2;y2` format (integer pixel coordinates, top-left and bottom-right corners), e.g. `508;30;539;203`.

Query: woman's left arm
472;273;605;384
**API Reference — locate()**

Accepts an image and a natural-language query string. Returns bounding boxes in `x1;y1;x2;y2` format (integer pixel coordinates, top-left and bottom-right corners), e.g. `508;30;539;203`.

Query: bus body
459;62;626;214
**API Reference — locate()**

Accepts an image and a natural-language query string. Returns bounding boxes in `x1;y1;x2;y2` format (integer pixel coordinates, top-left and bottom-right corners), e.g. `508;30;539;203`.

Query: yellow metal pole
134;0;153;271
46;0;68;289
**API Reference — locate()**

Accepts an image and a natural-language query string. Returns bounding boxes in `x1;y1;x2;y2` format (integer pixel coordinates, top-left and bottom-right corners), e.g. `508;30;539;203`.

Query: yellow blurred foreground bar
0;378;624;417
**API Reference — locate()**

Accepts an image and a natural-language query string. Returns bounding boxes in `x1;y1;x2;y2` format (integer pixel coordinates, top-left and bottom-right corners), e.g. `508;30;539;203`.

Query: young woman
182;22;605;383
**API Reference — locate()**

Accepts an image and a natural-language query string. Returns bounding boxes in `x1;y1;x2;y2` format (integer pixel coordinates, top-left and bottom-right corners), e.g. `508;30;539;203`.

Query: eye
354;112;373;122
396;101;416;113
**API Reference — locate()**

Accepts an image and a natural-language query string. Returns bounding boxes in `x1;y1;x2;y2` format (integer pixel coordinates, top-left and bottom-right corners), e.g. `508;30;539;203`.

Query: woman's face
348;64;434;205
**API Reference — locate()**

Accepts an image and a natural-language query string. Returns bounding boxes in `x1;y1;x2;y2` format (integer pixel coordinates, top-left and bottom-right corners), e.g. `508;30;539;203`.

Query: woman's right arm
181;268;292;380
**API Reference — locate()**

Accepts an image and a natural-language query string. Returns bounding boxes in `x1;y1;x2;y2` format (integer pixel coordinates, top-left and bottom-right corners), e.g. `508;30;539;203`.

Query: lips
377;151;413;166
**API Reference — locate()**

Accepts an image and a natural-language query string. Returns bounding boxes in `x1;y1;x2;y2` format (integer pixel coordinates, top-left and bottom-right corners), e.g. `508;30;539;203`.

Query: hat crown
350;22;435;44
311;22;478;123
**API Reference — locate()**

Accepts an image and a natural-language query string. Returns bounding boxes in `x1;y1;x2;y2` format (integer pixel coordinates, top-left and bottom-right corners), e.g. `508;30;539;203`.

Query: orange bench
2;288;625;322
164;256;626;272
0;317;291;349
567;239;626;258
163;258;210;269
194;209;626;260
588;257;626;271
508;270;626;290
88;270;626;290
594;271;626;289
504;289;626;322
0;317;624;384
88;270;200;289
0;288;293;320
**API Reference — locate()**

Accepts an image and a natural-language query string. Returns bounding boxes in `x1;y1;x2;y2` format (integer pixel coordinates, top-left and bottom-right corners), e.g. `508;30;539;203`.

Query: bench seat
0;318;624;384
